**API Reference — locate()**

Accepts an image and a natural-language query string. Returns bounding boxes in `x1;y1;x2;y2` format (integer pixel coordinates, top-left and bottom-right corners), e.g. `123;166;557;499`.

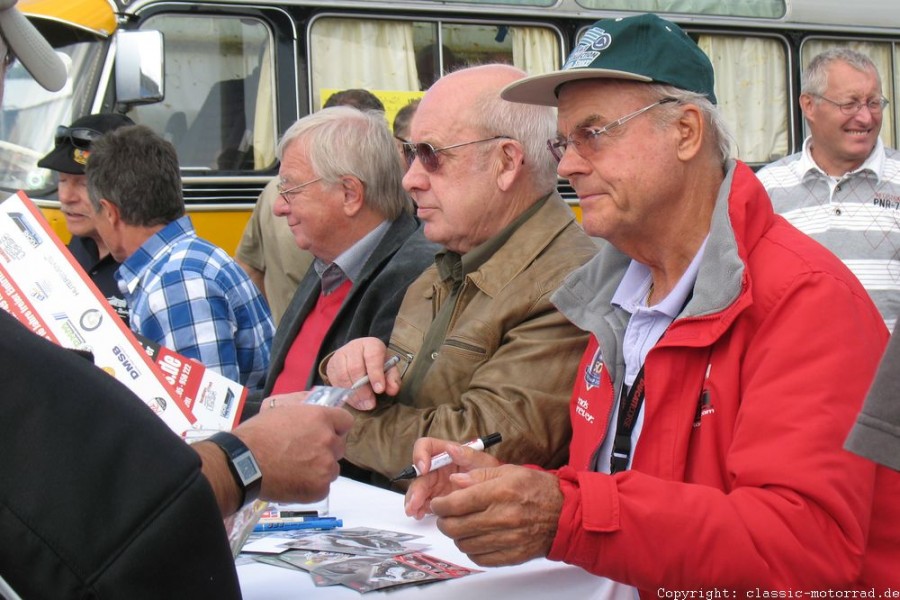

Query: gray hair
86;125;185;226
468;76;559;194
646;83;734;168
277;107;411;220
802;48;881;97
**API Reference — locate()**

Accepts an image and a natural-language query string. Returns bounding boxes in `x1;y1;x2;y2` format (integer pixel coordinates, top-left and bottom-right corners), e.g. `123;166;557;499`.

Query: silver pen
349;355;401;391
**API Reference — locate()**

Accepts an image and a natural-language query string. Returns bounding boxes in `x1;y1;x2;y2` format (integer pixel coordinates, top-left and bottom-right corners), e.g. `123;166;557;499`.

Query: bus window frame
570;20;796;167
127;1;300;187
305;10;567;112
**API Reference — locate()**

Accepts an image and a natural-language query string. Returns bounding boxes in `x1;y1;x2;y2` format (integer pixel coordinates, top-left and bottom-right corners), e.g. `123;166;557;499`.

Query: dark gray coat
242;212;438;418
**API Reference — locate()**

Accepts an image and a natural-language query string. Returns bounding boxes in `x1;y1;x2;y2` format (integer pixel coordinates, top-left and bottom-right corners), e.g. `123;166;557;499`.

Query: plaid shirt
117;216;274;390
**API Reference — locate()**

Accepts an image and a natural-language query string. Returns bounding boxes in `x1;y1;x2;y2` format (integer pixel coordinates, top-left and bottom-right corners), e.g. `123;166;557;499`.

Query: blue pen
253;518;343;533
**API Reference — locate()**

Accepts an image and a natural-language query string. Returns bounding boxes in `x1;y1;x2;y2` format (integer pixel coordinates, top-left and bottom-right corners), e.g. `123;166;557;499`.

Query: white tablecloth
237;476;604;599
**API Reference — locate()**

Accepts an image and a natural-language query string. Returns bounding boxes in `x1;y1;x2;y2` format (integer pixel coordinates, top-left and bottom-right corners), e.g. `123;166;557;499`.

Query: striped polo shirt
758;137;900;331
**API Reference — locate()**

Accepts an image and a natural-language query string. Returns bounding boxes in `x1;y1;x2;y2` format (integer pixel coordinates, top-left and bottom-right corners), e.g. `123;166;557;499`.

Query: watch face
235;453;262;485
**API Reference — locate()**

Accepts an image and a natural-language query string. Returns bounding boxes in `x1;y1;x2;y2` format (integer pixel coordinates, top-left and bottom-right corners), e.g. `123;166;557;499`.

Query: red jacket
549;161;900;592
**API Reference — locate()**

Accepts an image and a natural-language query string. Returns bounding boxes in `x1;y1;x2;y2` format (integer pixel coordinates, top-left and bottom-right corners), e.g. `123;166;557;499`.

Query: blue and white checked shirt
116;216;274;390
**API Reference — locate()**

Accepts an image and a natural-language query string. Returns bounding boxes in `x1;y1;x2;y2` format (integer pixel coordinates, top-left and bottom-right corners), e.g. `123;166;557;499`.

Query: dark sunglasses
54;125;104;150
402;135;512;173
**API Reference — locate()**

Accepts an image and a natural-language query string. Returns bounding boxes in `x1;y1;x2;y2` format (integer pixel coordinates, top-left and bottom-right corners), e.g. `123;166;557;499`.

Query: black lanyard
609;364;646;474
608;289;692;474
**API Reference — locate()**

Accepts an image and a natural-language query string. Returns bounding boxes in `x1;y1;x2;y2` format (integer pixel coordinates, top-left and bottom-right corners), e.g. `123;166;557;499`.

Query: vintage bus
3;0;899;253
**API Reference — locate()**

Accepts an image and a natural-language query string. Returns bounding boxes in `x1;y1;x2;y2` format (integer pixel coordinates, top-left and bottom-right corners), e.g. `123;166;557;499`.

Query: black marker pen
391;432;502;481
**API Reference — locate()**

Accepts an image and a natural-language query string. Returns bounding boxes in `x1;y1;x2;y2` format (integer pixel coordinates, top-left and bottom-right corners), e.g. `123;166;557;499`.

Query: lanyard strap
609;364;646;474
608;289;693;474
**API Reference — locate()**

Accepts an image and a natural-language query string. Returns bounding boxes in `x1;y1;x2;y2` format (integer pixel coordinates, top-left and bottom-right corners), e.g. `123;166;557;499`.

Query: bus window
129;14;277;172
309;16;561;116
572;23;790;165
573;0;784;19
801;39;896;148
1;42;101;195
698;33;790;163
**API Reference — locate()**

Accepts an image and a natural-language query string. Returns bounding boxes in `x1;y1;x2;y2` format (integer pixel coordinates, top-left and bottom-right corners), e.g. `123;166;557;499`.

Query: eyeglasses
813;94;889;115
402;135;512;173
277;177;322;205
55;125;104;150
547;98;677;163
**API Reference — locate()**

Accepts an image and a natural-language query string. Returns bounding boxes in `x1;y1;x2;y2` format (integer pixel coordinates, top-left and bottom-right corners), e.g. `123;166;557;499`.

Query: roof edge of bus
19;0;118;39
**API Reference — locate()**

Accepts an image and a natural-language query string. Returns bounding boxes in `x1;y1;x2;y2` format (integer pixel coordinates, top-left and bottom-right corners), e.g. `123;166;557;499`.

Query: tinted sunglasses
55;125;105;150
402;135;512;173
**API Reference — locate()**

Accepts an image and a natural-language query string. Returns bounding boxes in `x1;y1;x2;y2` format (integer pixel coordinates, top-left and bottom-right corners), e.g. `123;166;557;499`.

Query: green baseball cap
501;13;716;106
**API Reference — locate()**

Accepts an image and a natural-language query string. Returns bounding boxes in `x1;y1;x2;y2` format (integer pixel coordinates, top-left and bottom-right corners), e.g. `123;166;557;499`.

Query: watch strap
207;431;262;508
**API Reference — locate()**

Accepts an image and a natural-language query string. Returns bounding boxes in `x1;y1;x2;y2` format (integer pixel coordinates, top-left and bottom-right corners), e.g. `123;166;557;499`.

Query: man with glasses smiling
401;14;899;593
759;48;900;330
324;63;598;487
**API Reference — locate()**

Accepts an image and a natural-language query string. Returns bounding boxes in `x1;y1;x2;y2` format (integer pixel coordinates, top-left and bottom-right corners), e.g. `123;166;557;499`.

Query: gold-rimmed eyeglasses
547;97;677;163
813;94;889;115
277;177;322;205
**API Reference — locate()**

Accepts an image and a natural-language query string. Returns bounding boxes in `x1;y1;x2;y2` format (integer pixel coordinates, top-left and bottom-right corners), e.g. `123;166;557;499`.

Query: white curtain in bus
802;40;895;148
511;26;560;75
310;20;418;110
699;35;789;163
576;0;782;18
253;42;276;170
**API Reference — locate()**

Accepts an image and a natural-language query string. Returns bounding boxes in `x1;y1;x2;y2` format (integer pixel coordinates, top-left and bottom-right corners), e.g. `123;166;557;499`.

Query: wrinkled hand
404;437;501;520
259;391;310;412
234;403;353;503
326;337;401;410
428;465;563;567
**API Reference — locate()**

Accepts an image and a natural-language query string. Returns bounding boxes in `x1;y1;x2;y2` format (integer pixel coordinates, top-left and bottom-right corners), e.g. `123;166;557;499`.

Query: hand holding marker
392;433;503;481
304;355;401;407
350;355;401;392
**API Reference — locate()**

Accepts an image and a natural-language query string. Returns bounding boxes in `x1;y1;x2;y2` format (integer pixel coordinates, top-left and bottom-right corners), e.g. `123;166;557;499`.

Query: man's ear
94;198;123;229
674;103;705;162
341;176;365;216
98;198;120;226
496;139;526;192
799;93;816;123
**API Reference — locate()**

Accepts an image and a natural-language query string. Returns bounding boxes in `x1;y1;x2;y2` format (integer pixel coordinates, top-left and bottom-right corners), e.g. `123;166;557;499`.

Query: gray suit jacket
242;212;438;418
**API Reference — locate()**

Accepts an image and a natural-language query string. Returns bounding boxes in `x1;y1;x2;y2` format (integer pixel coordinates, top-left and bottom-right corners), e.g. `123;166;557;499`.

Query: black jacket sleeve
0;311;240;599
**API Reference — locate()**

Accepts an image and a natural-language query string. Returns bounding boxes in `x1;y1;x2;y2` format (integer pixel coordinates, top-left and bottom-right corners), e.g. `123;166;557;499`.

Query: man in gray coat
241;106;437;418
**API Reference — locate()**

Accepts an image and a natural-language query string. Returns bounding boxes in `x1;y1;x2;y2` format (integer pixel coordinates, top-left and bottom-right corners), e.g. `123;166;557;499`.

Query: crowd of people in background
2;0;900;596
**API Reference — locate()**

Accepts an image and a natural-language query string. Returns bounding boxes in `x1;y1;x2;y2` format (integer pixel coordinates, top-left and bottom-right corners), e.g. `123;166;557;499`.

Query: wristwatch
208;431;262;507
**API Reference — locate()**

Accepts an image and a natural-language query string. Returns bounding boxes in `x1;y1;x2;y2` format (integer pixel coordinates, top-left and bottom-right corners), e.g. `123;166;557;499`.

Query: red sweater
271;279;352;394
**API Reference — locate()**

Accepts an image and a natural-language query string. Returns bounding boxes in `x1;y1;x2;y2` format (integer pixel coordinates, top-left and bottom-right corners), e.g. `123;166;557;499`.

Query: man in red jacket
404;13;900;593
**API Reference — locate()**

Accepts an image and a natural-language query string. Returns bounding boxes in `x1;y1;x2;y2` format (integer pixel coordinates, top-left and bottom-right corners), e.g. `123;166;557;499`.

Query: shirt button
834;207;842;216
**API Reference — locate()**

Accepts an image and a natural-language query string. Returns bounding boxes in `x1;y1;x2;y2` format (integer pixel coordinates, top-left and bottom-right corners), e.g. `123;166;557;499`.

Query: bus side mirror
115;30;165;105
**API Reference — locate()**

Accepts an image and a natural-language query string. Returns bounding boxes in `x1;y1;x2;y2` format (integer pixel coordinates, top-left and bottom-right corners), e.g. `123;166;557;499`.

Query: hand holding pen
262;354;401;411
326;337;404;410
393;433;502;481
401;435;504;520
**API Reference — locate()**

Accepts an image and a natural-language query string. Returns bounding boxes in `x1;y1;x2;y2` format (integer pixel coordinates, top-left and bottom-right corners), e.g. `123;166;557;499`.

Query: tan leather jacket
345;194;598;480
